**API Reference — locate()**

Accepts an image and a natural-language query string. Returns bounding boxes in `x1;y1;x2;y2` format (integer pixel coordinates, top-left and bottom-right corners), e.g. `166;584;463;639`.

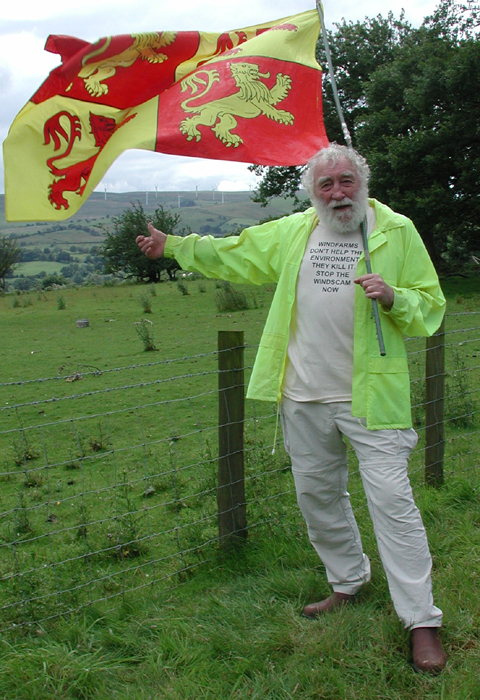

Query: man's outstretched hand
136;222;167;259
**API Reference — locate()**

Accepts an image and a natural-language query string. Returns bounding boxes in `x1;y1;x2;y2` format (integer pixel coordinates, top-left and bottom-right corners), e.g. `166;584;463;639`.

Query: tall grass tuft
215;281;249;312
138;292;152;314
177;280;190;296
133;318;158;351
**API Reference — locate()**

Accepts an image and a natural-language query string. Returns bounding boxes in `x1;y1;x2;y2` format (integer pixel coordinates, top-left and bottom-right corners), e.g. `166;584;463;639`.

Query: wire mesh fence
1;311;479;630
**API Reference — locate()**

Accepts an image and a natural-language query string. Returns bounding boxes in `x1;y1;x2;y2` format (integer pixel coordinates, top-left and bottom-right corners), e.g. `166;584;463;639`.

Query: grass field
15;261;66;276
0;279;283;626
0;276;479;699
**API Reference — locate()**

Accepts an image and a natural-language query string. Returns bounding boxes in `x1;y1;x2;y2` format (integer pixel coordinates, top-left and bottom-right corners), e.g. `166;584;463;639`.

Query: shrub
42;274;65;289
139;292;152;313
177;281;189;296
215;281;249;312
133;318;158;351
13;277;35;291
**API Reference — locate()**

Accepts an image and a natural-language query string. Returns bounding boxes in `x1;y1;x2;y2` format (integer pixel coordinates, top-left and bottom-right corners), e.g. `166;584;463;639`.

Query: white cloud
2;0;138;22
96;151;257;193
0;33;57;86
218;180;253;192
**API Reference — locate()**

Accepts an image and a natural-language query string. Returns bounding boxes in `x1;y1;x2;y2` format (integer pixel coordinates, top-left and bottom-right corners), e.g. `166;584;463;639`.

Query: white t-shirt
282;206;375;402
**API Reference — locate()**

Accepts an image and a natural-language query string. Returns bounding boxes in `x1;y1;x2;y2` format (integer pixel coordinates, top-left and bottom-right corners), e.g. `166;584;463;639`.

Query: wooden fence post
217;330;247;548
425;317;445;486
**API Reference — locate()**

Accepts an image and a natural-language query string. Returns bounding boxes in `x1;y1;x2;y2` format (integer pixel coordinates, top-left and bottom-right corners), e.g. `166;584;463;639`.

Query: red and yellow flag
3;10;328;221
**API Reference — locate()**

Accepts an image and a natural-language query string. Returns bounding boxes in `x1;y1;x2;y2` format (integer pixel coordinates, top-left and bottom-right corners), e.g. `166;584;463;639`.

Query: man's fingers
355;274;394;308
137;223;166;259
354;273;376;284
355;274;381;291
136;235;154;256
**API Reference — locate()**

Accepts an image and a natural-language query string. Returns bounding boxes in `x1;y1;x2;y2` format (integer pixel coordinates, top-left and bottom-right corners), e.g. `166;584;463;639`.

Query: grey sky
1;0;438;194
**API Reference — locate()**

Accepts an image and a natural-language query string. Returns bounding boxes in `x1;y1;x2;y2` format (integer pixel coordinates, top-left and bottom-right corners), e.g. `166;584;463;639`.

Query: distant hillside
0;190;308;285
0;190;306;238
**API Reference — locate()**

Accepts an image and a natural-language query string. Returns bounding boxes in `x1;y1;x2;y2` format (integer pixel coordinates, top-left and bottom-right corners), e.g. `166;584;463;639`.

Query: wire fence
1;311;479;630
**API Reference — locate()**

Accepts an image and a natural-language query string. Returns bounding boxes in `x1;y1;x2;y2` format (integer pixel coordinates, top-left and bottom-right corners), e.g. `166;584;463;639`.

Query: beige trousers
281;398;442;629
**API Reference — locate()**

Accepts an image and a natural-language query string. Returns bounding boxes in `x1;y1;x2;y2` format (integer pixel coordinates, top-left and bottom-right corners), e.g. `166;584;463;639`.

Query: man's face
312;156;366;233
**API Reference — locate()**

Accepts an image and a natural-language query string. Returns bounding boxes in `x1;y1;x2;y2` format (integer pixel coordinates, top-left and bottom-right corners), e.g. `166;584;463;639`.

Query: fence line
0;311;479;630
0;347;246;389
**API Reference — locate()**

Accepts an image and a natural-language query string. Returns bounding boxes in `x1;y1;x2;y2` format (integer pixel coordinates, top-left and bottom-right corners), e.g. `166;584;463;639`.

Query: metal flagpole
316;1;351;148
361;218;386;355
316;1;386;356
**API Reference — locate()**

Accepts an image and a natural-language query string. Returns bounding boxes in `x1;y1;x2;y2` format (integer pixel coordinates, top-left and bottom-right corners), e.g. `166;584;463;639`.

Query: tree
357;1;480;268
100;203;185;282
250;0;480;271
318;11;413;143
249;165;307;210
0;236;22;291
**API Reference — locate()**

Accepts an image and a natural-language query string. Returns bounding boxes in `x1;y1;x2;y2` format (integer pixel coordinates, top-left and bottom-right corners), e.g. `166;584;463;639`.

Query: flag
3;10;328;221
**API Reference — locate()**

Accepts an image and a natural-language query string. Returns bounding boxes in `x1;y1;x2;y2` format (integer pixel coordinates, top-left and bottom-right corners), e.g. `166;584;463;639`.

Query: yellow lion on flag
179;62;294;147
76;32;177;97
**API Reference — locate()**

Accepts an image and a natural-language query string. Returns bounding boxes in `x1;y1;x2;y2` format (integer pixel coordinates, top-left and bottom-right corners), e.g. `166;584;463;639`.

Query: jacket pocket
366;357;411;428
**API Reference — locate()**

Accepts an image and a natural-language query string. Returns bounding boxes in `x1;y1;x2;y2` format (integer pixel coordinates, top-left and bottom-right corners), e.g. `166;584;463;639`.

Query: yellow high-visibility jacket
164;199;446;429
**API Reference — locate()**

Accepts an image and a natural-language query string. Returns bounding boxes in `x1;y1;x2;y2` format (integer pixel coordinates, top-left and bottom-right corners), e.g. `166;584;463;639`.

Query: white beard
312;185;368;234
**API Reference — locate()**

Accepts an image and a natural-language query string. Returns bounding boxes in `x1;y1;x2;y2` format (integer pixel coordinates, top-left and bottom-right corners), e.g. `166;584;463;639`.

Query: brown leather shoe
302;592;356;618
411;627;447;674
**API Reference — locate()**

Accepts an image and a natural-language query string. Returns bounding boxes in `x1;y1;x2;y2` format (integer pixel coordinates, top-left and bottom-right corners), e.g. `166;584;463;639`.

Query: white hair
301;143;370;202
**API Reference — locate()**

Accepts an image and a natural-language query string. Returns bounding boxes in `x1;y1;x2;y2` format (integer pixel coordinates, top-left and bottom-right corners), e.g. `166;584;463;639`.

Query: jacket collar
364;198;404;254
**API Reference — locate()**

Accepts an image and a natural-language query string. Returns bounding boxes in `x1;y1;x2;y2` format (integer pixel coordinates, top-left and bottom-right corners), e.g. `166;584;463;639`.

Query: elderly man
136;144;447;673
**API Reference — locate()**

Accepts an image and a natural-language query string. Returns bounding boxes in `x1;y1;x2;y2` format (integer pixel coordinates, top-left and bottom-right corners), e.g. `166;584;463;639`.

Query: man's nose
331;182;346;200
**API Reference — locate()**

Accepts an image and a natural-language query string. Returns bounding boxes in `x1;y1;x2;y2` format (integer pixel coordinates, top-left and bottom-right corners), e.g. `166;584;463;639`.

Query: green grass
0;468;479;699
0;279;282;628
15;261;66;276
0;276;479;698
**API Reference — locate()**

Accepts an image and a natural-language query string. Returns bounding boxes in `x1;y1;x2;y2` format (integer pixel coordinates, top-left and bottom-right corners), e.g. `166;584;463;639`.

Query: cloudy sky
1;0;439;194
